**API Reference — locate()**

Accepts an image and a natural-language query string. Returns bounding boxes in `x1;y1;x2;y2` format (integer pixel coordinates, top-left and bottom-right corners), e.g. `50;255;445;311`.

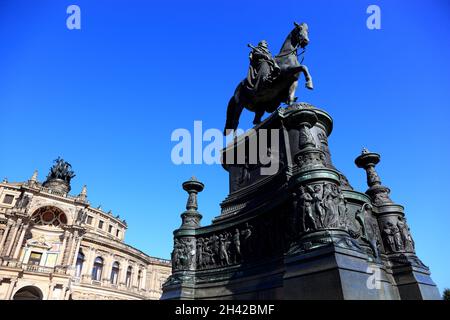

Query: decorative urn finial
180;177;204;228
355;148;393;205
355;148;381;187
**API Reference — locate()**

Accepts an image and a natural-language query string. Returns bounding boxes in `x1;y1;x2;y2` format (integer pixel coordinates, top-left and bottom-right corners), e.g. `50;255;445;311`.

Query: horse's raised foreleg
286;65;314;90
301;65;314;90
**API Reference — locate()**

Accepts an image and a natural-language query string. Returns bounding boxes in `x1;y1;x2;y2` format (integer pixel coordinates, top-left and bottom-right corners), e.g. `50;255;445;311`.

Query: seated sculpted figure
245;40;280;94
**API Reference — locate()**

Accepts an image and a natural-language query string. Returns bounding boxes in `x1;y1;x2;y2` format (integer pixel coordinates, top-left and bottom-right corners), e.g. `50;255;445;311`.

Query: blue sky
0;0;449;294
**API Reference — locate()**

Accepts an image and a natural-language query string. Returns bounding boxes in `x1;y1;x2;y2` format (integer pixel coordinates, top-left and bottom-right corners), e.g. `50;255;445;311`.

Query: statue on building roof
30;170;38;182
46;157;76;184
42;157;76;193
76;208;88;225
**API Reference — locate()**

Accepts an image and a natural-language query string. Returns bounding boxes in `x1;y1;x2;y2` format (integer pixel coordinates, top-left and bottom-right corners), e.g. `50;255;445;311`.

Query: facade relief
294;182;349;233
295;152;326;169
172;222;256;272
381;216;415;254
351;203;382;258
15;193;32;211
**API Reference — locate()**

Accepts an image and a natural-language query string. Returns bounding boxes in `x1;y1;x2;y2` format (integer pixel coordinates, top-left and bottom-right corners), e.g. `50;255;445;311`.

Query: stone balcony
22;264;55;274
0;258;71;276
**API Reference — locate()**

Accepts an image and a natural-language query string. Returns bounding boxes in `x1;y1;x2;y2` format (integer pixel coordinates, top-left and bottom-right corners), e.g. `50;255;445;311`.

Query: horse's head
293;22;309;49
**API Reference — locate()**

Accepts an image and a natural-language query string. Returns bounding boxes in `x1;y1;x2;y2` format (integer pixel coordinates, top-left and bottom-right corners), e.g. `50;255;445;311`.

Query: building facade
0;158;171;300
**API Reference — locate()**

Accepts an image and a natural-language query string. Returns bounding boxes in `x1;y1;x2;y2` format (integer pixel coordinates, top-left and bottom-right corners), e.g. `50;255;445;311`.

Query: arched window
92;257;103;281
13;286;43;300
31;206;68;227
110;262;120;285
75;251;85;277
137;270;142;289
126;266;132;288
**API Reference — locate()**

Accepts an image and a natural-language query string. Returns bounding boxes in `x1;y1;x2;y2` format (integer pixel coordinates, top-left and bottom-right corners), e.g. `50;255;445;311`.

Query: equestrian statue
224;22;313;134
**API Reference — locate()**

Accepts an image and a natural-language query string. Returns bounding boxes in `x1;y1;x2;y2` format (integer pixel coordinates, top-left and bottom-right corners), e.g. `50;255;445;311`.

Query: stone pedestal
162;103;440;300
42;178;70;194
284;243;400;300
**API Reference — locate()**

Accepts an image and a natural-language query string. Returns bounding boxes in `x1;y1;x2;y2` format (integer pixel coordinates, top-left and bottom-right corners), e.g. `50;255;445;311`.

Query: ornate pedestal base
284;233;400;300
162;103;440;300
389;254;441;300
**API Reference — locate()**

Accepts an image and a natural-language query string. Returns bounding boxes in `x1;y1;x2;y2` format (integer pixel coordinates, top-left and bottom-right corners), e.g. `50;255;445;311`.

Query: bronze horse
224;22;313;134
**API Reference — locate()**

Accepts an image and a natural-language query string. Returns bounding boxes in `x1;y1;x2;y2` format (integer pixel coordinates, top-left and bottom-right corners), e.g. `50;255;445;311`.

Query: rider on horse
224;23;313;134
245;40;281;94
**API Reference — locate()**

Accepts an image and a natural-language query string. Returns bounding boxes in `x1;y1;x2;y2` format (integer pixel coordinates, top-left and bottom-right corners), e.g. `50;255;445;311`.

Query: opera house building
0;159;171;300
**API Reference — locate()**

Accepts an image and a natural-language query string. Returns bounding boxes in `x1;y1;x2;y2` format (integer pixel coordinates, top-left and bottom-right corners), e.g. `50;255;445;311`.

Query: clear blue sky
0;0;449;294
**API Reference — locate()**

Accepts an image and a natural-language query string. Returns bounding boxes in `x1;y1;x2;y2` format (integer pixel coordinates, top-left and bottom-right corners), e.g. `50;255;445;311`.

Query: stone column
150;268;157;292
0;222;12;253
47;284;55;300
67;231;78;266
108;256;115;283
136;267;142;289
0;277;4;299
56;231;69;266
8;224;22;259
102;254;113;283
130;265;134;288
5;278;17;300
119;259;129;286
116;263;122;286
81;247;95;280
70;232;82;268
141;268;147;291
5;219;21;257
129;263;137;288
59;285;67;300
13;224;28;259
62;233;74;265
